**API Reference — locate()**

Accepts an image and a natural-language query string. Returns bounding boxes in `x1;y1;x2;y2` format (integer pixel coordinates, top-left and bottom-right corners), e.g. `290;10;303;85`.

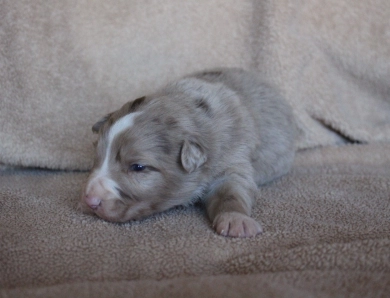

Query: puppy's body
81;68;297;237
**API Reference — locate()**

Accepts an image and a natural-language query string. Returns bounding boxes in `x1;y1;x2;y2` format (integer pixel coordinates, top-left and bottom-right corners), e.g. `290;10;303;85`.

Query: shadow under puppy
80;68;297;238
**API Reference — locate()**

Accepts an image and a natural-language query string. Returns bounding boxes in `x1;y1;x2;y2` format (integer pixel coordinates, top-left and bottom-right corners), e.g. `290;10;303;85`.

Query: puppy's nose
84;195;102;210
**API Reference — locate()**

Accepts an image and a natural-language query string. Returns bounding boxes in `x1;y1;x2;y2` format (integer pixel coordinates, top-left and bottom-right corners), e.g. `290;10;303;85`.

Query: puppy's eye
129;164;146;172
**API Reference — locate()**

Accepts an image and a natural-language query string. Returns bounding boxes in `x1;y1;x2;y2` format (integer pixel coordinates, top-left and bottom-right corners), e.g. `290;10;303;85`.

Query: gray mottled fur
81;68;297;237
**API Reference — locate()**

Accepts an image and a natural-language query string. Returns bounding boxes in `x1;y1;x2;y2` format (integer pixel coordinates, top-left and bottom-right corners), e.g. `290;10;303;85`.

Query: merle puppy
80;68;297;237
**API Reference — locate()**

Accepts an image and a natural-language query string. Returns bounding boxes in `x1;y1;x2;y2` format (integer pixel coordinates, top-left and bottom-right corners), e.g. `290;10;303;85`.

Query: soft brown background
1;0;389;170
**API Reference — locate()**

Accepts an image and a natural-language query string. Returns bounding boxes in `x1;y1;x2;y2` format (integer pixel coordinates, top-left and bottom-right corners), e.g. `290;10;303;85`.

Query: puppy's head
80;96;208;222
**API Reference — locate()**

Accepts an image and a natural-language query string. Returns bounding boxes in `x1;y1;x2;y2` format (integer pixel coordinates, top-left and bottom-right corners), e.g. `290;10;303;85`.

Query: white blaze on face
86;112;143;198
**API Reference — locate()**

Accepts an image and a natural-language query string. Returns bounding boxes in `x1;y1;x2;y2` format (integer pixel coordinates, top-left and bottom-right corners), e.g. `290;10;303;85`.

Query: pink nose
84;195;102;210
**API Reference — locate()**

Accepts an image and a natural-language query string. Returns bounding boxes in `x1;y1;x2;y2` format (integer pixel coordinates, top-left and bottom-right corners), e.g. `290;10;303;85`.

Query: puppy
80;68;297;237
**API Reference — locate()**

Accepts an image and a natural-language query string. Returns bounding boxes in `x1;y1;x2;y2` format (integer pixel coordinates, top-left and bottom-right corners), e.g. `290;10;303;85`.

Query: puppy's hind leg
206;171;262;238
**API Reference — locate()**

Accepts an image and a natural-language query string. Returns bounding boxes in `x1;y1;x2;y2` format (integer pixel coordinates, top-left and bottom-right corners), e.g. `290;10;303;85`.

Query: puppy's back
190;68;298;184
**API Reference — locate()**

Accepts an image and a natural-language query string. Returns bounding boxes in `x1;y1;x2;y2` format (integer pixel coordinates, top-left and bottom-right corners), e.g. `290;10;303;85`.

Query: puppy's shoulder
165;74;238;110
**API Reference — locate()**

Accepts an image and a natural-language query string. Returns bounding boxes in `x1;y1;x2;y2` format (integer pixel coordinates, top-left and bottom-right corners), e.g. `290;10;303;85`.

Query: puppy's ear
92;113;112;134
180;138;207;173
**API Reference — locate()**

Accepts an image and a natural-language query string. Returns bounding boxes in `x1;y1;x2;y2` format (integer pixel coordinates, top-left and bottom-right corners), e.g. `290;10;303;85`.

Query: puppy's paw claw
213;212;262;238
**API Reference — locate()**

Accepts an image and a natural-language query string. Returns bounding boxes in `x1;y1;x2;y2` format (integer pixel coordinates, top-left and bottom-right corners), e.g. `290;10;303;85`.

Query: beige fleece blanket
1;0;390;170
1;144;389;297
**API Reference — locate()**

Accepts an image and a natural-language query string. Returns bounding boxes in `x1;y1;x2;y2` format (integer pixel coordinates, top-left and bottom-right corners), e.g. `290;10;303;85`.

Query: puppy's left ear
180;137;207;173
92;113;112;134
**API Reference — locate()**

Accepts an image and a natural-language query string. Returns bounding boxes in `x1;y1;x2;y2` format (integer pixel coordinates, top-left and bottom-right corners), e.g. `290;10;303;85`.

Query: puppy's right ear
180;137;207;173
92;113;112;134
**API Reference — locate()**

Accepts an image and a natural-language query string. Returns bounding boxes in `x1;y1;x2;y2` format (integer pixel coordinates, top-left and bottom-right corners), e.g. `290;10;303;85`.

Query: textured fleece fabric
1;144;389;297
1;0;390;170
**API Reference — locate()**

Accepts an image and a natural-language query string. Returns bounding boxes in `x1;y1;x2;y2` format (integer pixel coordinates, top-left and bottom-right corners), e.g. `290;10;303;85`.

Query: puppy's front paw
213;212;262;238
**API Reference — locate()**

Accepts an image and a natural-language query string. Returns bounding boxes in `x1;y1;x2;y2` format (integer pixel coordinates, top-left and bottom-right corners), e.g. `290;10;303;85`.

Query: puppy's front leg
206;173;262;238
